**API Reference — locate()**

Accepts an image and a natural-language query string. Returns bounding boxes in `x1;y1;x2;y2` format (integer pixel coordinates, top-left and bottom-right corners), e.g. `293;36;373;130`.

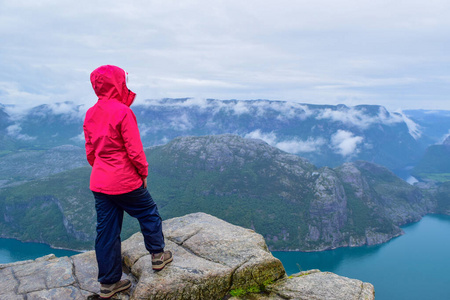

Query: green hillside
0;135;435;251
0;167;94;249
435;182;450;214
412;137;450;182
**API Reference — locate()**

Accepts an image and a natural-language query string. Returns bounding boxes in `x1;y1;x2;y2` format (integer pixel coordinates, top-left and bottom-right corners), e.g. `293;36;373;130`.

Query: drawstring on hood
90;65;136;107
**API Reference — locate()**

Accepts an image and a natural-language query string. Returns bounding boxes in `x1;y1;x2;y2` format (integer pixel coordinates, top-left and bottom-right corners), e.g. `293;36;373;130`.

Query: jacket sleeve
83;123;95;166
121;110;149;177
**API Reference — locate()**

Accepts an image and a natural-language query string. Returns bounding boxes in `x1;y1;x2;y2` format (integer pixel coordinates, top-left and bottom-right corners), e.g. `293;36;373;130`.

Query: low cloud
141;98;313;121
315;105;423;140
331;130;363;157
316;106;405;129
141;98;209;108
396;110;422;140
440;130;450;144
47;102;86;119
245;130;325;154
6;124;36;141
422;110;450;117
70;132;85;143
0;82;51;117
159;136;170;145
245;130;277;145
137;109;194;135
276;137;326;153
316;107;374;129
138;123;153;137
168;113;194;131
273;102;313;121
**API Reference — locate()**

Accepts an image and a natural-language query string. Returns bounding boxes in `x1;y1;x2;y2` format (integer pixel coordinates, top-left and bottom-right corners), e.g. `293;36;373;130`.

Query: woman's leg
93;191;124;284
114;186;165;254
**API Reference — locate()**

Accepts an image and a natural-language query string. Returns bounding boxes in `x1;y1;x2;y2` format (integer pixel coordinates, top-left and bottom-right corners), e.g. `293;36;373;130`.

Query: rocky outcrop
249;270;375;300
306;167;348;249
0;213;374;300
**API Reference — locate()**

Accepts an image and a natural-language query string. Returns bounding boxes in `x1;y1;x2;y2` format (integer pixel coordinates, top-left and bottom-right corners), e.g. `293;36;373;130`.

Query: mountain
0;145;87;188
403;109;450;143
0;167;94;249
4;102;85;149
147;135;434;250
0;105;15;151
412;135;450;182
2;99;447;175
132;100;430;173
0;135;439;251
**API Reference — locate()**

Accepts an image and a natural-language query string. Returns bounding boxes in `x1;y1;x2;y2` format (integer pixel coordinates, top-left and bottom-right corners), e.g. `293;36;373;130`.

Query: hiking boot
99;279;131;299
152;250;173;271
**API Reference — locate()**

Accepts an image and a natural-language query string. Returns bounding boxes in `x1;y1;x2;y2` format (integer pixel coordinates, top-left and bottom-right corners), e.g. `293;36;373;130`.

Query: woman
83;65;172;299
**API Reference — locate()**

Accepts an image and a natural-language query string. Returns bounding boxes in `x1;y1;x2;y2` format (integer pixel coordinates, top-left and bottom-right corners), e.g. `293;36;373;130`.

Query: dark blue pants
93;185;165;284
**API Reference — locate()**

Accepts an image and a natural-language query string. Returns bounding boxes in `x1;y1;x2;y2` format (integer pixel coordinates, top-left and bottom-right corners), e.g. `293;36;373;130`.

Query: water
0;238;80;264
1;216;449;299
273;214;450;300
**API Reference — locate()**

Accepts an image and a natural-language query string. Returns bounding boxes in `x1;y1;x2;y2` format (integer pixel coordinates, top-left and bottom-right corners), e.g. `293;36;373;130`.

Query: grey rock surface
0;213;375;299
123;212;285;299
266;270;375;300
228;270;374;300
306;167;348;249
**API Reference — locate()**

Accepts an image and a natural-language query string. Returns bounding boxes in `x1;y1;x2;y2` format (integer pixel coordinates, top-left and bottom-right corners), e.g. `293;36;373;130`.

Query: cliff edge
0;213;374;299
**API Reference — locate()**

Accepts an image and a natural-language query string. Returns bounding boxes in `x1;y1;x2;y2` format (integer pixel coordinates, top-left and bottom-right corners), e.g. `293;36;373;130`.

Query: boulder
265;270;374;300
227;270;374;300
0;213;374;299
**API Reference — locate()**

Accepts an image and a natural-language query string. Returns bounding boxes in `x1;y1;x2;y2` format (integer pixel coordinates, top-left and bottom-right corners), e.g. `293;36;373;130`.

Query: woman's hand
143;177;148;189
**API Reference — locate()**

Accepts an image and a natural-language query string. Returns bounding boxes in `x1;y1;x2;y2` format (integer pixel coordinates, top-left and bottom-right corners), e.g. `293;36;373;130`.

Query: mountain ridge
0;134;442;251
2;99;447;173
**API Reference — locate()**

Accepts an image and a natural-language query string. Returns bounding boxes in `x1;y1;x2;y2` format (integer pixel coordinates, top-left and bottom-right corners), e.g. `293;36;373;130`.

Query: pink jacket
83;65;148;195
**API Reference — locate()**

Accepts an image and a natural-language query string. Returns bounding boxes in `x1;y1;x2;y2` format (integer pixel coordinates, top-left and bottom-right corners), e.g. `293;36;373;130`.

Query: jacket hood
90;65;136;107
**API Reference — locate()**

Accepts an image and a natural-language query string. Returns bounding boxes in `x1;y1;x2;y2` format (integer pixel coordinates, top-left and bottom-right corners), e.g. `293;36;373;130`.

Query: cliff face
301;160;432;251
306;167;349;249
148;135;434;251
0;213;374;300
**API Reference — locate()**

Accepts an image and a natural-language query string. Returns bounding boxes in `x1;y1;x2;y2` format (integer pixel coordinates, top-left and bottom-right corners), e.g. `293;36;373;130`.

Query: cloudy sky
1;0;450;112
